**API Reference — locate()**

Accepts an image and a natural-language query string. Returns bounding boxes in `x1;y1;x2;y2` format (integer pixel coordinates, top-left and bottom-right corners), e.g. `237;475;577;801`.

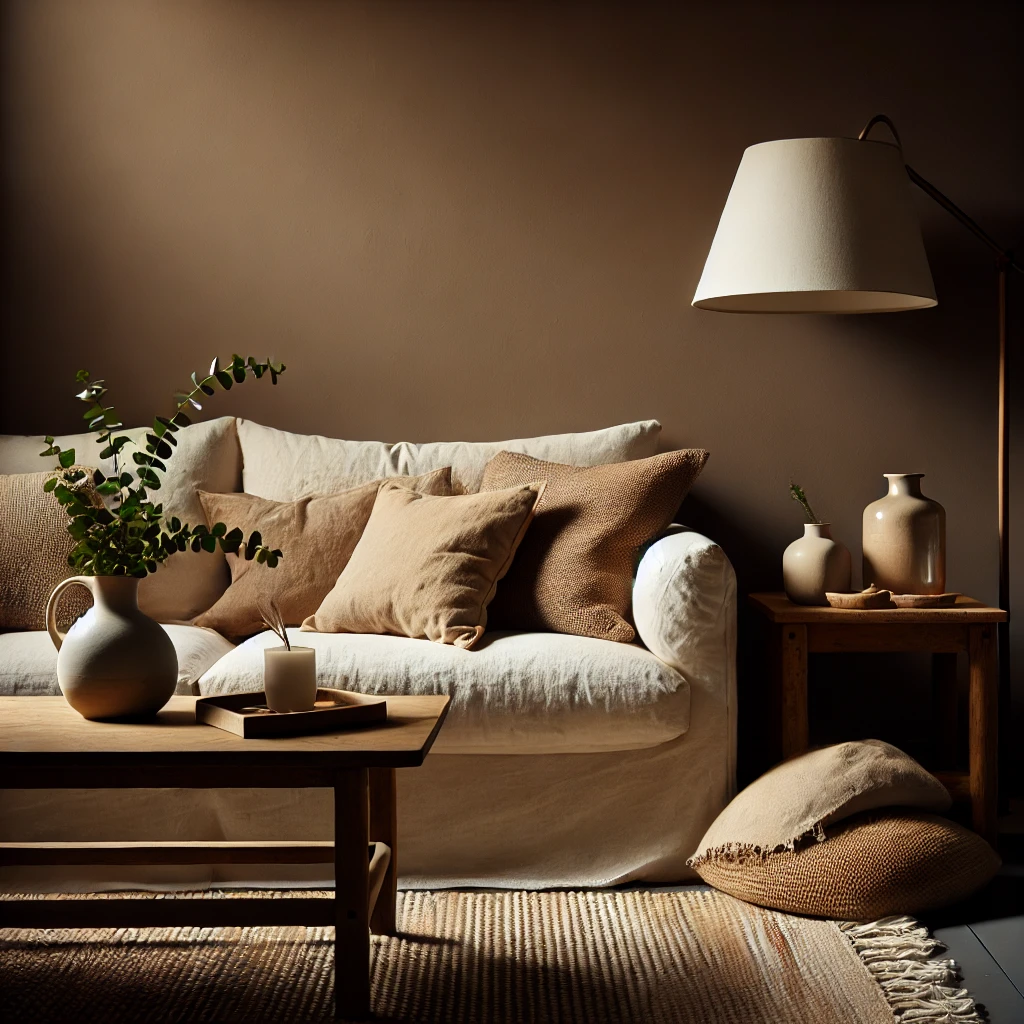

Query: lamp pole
860;115;1021;797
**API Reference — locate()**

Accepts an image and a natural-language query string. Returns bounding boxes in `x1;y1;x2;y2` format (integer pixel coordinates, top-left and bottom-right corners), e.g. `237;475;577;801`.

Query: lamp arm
859;114;1021;275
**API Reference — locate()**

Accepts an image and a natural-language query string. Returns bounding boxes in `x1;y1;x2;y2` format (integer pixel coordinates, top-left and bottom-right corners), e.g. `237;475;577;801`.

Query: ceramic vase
264;646;317;713
862;473;945;595
783;523;852;606
45;575;177;720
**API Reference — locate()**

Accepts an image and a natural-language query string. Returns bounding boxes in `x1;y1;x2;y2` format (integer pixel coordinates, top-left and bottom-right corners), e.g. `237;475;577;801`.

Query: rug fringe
840;915;985;1023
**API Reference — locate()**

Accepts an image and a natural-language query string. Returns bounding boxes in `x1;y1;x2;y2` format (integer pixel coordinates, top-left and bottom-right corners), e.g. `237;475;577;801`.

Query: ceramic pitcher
782;523;852;605
862;473;946;595
46;575;178;720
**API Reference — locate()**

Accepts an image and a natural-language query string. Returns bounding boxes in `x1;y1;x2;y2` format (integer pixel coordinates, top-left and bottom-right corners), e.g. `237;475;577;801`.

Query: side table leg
931;653;960;767
968;626;998;846
369;767;398;935
334;768;370;1020
780;624;809;759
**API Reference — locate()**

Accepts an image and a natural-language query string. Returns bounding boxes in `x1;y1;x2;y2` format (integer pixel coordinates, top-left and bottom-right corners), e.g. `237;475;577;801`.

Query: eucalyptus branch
41;356;287;578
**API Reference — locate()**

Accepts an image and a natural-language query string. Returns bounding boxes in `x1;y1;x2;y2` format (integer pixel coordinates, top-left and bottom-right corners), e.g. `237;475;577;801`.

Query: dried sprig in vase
782;482;852;606
261;599;317;713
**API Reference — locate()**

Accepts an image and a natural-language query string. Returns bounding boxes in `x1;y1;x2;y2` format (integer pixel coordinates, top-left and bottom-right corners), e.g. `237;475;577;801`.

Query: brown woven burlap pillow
479;449;708;641
0;467;100;630
694;809;1000;919
193;467;452;639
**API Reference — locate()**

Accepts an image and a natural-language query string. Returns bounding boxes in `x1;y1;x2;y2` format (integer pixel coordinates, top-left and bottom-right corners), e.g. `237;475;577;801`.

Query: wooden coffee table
0;694;450;1021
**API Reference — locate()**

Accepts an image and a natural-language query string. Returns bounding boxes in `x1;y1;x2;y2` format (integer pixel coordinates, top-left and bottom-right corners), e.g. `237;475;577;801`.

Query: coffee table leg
334;768;370;1020
369;767;398;935
968;625;998;846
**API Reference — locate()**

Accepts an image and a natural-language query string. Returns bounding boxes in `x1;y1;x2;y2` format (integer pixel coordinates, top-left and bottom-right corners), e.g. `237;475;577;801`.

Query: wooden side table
749;593;1007;844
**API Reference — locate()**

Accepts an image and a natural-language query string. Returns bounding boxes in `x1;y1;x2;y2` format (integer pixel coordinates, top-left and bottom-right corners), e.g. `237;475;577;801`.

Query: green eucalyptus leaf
215;370;233;390
42;477;58;493
96;480;120;496
58;449;76;468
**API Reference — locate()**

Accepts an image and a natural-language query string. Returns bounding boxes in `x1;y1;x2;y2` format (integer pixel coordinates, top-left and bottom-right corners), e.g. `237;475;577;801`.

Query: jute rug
0;889;980;1023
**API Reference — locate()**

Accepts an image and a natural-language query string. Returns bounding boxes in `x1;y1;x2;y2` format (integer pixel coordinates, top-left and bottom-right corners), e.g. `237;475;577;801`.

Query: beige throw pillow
480;449;708;642
302;481;543;649
0;468;100;630
689;740;952;867
193;468;452;639
694;809;1000;919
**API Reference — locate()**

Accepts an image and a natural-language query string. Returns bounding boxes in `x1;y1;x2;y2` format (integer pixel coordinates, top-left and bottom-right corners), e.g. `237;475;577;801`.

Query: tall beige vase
45;575;178;720
783;523;852;606
862;473;946;595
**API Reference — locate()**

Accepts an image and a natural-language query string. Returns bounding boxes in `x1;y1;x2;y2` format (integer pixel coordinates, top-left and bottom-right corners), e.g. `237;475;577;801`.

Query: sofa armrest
633;525;737;792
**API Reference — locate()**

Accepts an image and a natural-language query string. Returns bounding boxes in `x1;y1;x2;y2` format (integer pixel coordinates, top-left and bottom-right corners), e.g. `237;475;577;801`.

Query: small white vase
783;524;852;606
264;646;317;713
46;576;178;720
863;473;946;595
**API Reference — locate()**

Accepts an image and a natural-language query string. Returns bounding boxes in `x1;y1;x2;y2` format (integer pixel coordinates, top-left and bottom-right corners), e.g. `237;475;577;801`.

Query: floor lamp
692;113;1021;794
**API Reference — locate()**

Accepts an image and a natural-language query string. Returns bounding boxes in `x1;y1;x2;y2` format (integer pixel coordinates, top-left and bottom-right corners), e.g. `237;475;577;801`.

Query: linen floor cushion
480;449;709;642
193;467;452;639
302;481;543;649
689;740;952;866
236;418;662;499
0;417;242;622
694;809;1000;919
0;468;100;631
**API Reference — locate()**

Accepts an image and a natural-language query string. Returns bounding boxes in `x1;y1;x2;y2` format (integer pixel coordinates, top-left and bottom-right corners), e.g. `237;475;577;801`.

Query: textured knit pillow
479;449;708;641
693;809;1000;919
0;467;100;630
689;740;952;866
193;468;452;639
302;481;543;648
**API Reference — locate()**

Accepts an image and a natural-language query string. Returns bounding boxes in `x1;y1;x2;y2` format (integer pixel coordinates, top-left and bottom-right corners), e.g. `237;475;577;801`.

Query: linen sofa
0;417;736;890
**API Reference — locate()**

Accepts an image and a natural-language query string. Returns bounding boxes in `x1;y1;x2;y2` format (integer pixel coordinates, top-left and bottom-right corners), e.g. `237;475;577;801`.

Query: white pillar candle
264;646;317;713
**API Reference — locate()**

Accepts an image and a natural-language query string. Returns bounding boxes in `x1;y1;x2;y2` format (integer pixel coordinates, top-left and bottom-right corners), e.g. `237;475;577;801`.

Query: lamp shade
692;137;937;313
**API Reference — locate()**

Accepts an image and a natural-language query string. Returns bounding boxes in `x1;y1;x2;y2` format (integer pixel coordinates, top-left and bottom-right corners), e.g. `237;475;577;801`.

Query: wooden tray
195;688;387;739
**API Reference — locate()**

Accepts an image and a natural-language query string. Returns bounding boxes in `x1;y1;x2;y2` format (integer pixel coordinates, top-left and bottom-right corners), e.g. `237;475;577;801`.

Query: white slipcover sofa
0;417;736;890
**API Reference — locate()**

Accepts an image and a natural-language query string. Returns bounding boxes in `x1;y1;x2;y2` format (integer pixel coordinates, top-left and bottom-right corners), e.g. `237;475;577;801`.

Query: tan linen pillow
480;449;708;641
694;809;1000;919
193;467;452;639
0;468;100;630
689;740;952;866
302;481;544;649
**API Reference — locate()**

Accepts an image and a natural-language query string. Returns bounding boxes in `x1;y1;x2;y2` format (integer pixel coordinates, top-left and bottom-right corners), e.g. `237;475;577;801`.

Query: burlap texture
695;809;1000;919
0;467;99;631
193;467;451;639
690;740;952;864
480;448;708;642
303;481;543;649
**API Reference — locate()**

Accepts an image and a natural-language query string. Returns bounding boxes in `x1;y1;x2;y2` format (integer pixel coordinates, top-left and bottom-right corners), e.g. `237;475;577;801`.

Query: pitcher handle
46;576;93;651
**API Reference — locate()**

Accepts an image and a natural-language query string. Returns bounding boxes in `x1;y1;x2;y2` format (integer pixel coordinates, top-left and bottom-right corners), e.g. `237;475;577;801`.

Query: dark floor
919;829;1024;1024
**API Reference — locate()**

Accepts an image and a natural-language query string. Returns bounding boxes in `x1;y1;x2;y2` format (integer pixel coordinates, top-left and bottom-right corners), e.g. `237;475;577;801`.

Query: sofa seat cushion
0;627;235;696
197;628;689;754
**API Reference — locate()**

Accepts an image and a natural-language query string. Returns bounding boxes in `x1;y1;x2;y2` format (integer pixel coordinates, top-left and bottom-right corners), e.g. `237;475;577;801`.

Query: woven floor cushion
694;809;1000;919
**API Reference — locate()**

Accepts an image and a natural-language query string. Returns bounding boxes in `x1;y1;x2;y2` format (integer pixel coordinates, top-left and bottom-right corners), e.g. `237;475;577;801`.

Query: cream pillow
193;468;451;639
302;481;543;648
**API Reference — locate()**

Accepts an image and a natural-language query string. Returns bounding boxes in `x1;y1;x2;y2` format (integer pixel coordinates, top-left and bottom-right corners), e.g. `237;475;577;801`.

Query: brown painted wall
3;1;1022;784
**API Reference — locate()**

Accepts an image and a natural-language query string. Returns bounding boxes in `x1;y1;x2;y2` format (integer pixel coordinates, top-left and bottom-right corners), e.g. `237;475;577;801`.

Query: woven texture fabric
690;740;952;865
481;449;708;641
0;888;911;1023
303;482;543;648
0;468;98;631
193;467;451;639
695;809;1001;920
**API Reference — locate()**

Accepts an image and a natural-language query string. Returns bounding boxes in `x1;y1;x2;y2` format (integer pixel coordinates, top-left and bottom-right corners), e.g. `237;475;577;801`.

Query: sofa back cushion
0;417;241;623
236;419;662;499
